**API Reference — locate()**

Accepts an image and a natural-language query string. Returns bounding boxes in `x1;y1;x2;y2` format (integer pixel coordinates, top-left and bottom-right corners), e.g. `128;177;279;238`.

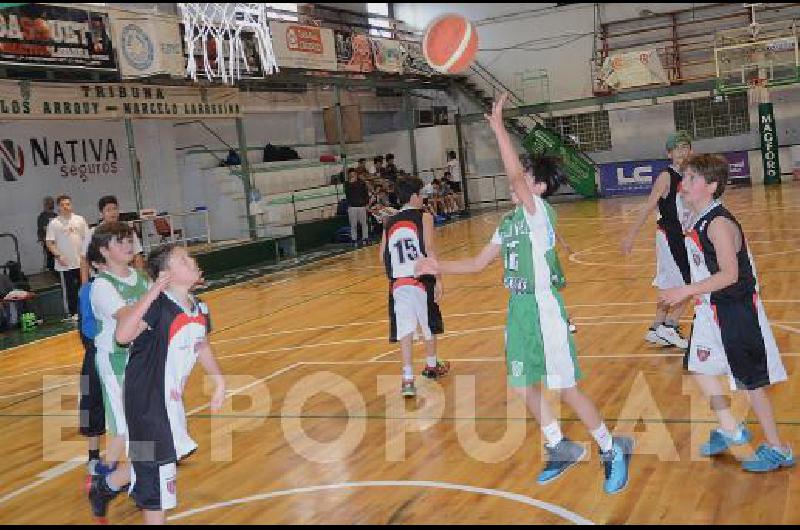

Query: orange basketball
423;14;478;74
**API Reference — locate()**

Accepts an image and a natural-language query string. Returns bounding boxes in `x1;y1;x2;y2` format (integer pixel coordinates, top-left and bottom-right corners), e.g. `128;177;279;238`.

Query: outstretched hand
484;92;509;131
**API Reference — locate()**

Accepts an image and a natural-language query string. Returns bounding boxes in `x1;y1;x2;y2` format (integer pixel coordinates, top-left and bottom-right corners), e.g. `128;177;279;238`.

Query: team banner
270;22;336;70
0;3;115;68
0;80;242;120
334;30;373;73
400;40;437;76
522;125;597;197
370;37;404;73
110;13;184;79
599;49;669;90
599;152;752;197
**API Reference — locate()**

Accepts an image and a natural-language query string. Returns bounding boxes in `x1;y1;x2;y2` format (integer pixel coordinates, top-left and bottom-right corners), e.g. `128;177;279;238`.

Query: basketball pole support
124;118;144;213
454;112;470;212
334;85;348;190
235;116;258;240
404;89;419;176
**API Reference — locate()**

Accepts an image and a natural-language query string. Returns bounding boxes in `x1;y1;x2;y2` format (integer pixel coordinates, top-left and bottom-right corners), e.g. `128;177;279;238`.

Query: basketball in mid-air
422;14;479;74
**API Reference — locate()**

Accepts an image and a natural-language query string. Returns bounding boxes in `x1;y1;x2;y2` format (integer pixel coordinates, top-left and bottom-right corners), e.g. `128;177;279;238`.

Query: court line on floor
4;311;800;389
167;480;595;525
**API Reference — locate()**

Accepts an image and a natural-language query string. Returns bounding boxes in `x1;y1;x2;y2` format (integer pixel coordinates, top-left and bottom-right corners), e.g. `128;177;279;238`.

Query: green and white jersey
491;196;579;389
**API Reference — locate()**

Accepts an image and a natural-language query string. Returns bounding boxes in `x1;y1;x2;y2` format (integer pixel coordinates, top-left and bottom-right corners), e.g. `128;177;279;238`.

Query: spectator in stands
45;194;89;322
37;196;58;273
344;168;370;247
356;158;370;180
443;171;464;213
385;180;400;208
385;153;399;182
429;179;445;216
372;156;386;180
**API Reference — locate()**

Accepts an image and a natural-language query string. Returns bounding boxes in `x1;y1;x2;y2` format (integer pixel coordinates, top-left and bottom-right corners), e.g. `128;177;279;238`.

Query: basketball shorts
388;277;443;342
95;349;128;437
505;290;581;389
130;460;178;511
653;228;691;290
686;294;787;390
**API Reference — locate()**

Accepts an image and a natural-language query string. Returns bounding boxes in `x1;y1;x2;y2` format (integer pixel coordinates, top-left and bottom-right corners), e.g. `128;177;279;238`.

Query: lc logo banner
599;159;671;197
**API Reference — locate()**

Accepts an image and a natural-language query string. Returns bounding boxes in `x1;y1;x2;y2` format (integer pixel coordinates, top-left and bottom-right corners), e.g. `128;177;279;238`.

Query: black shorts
79;336;105;437
130;460;178;511
449;181;462;193
685;297;787;390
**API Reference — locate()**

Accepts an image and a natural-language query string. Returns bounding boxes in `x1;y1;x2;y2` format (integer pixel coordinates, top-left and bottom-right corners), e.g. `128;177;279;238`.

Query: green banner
522;125;597;197
758;103;781;184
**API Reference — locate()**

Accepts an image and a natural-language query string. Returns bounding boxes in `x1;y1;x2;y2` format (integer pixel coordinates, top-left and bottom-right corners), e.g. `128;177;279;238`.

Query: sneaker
700;424;752;457
645;327;669;346
536;438;586;485
86;458;100;476
655;324;688;349
88;474;120;521
742;444;795;473
600;436;634;494
421;360;451;379
401;379;416;398
568;320;577;334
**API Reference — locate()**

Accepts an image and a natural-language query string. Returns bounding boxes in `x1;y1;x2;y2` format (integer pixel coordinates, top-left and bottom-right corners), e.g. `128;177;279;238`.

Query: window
368;3;392;38
544;110;611;152
674;93;750;140
265;3;298;22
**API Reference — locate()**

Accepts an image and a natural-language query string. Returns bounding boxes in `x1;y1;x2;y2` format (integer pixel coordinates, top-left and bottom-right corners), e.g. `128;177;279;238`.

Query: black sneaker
88;474;120;522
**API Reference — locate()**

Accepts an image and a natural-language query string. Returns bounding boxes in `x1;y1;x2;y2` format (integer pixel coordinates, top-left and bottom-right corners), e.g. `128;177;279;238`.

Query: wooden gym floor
1;182;799;524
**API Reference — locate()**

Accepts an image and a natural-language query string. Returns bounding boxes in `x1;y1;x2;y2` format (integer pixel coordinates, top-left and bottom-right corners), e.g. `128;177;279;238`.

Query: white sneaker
645;327;669;346
656;324;688;349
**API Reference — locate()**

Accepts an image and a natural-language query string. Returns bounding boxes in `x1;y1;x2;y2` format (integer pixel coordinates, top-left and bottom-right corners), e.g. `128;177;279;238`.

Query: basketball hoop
178;3;279;84
747;76;769;104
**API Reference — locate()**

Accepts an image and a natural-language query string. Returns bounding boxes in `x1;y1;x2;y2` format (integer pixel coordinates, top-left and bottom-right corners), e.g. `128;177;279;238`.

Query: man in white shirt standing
46;194;88;322
446;150;465;212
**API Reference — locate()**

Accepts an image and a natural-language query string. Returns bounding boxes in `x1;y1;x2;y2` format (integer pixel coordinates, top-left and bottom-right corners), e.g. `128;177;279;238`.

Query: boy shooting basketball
416;94;633;493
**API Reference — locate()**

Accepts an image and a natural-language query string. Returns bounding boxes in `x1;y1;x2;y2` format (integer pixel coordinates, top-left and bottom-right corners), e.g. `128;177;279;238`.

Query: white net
178;3;279;84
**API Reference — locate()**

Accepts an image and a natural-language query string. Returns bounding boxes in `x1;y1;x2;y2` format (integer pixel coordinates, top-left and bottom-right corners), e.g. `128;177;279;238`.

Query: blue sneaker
742;444;795;473
700;424;752;457
600;436;634;495
536;438;586;485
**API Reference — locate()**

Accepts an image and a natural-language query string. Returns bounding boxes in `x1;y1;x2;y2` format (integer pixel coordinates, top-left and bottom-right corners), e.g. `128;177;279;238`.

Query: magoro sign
759;103;781;184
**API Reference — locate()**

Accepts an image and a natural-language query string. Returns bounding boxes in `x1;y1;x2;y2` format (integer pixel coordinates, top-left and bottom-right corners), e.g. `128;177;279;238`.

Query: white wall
0;119;135;274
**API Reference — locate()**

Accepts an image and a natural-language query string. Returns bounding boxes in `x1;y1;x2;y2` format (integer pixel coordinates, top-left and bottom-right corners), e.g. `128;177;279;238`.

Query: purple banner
599;158;670;197
600;151;751;197
723;151;751;184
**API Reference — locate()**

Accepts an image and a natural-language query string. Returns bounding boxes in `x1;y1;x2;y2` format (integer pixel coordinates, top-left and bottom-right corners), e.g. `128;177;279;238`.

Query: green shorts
505;290;581;389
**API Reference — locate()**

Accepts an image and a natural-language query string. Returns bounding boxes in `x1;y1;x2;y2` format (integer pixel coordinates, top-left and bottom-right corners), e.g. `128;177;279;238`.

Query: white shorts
652;229;689;290
95;350;128;437
388;279;443;342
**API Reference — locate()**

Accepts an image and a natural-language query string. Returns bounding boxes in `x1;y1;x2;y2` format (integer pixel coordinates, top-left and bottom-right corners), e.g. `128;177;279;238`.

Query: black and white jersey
383;206;429;281
125;292;211;465
657;166;692;234
684;201;786;390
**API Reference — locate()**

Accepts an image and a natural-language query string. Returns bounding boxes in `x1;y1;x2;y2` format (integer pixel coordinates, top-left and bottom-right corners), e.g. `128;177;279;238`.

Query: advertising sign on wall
0;4;115;68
